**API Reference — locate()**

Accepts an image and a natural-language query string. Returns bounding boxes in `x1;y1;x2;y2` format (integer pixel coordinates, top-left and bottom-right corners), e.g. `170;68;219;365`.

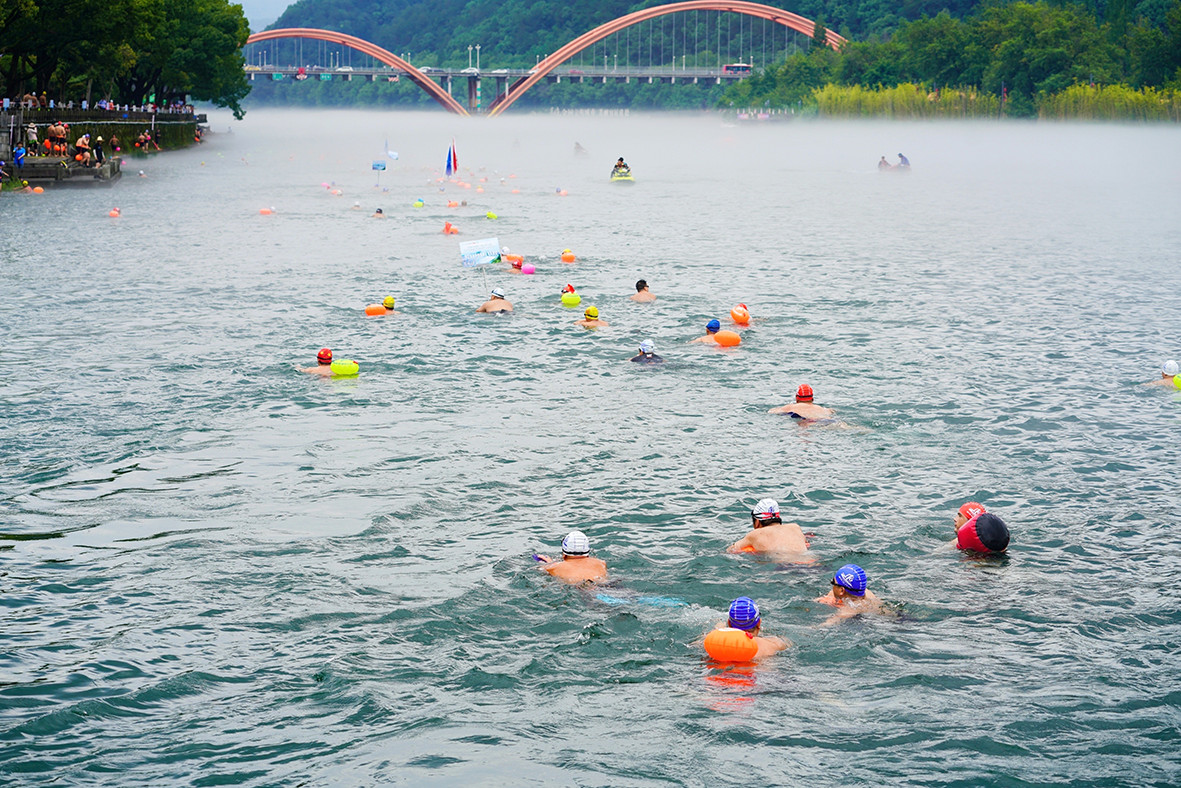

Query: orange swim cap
958;502;986;520
796;384;814;402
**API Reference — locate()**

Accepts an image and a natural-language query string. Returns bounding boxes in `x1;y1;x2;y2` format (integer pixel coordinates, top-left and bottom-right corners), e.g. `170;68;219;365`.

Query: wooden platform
16;156;122;185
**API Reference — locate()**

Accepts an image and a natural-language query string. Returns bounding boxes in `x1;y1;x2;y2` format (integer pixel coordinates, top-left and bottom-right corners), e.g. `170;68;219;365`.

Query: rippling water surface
2;109;1180;785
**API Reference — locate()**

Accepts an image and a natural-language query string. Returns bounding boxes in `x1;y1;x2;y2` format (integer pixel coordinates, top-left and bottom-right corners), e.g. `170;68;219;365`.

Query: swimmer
769;384;836;421
298;348;334;376
691;319;722;343
949;509;1010;555
476;287;513;313
814;564;885;623
1144;360;1179;386
379;296;400;315
712;597;789;659
574;306;609;329
630;340;665;365
352;201;361;210
727;499;812;563
630;279;656;302
372;208;385;218
535;530;608;585
138;170;146;177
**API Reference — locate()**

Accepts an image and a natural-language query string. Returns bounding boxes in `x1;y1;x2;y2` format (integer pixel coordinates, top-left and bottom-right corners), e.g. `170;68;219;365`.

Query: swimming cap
562;284;575;293
585;306;599;319
491;288;505;299
1163;360;1180;376
706;319;721;333
752;499;779;521
317;348;332;364
833;564;867;596
728;597;760;631
636;279;647;291
382;296;396;309
958;501;986;521
639;340;655;355
561;530;591;556
796;384;814;402
957;513;1010;554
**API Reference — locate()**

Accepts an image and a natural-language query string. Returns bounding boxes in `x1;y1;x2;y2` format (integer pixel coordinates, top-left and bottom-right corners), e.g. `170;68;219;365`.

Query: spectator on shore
25;123;37;152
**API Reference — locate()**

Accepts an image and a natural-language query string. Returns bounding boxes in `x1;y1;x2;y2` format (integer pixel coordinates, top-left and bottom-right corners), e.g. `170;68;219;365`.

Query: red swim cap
562;284;575;293
317;348;332;364
958;502;986;521
796;384;814;402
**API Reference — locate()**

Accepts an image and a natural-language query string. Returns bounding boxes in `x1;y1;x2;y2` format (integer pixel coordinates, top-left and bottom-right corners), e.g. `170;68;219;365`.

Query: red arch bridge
244;1;845;116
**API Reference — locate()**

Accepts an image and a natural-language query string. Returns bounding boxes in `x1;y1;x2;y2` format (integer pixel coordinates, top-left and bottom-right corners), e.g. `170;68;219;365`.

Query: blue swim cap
833;564;867;596
706;319;721;333
728;596;760;630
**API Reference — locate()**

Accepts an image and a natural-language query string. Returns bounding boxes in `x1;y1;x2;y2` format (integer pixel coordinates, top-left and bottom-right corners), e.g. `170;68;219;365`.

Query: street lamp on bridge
476;44;481;70
468;45;473;68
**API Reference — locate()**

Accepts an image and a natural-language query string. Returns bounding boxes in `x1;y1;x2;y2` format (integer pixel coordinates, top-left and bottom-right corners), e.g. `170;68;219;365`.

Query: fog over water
1;108;1180;785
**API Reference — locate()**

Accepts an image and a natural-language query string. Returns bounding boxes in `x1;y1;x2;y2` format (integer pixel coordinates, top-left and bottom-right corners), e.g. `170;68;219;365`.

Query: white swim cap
491;288;505;299
1163;360;1180;376
561;530;590;555
752;499;780;519
639;340;655;354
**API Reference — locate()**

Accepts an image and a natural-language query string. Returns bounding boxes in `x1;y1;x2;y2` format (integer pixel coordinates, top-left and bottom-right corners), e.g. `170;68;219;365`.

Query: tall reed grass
813;83;1001;118
1038;84;1181;121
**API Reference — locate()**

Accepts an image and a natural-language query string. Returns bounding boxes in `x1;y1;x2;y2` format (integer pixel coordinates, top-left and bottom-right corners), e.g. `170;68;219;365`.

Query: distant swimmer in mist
574;141;588;156
574;306;609;329
947;503;1010;555
878;156;892;170
631;340;665;365
372;208;385;218
1144;359;1180;387
814;564;886;624
727;499;813;564
691;319;722;344
707;597;789;660
476;287;513;313
298;348;334;377
769;384;836;422
897;152;910;168
352;201;361;210
535;530;608;585
630;279;656;302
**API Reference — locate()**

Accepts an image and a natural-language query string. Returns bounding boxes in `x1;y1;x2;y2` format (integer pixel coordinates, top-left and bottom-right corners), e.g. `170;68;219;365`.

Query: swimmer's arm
727;534;755;553
763;636;789;653
767;405;791;414
475;303;488;313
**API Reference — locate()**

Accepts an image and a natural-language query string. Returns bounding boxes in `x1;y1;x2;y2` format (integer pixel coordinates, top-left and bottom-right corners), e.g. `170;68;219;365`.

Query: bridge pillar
466;76;480;113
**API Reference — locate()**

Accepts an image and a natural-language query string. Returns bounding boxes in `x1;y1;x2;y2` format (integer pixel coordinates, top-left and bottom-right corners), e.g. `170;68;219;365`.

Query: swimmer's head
511;259;522;269
375;208;383;214
562;284;575;293
706;319;721;334
796;384;814;402
584;306;599;319
636;279;647;292
954;501;985;528
728;597;760;631
382;296;396;310
751;498;780;526
958;512;1010;554
491;288;505;299
832;564;867;597
639;340;655;355
617;157;624;163
561;530;591;556
1163;360;1180;377
317;348;332;365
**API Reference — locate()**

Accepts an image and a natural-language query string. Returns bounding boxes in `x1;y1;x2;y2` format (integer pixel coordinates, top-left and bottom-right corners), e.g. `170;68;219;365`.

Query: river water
2;109;1180;785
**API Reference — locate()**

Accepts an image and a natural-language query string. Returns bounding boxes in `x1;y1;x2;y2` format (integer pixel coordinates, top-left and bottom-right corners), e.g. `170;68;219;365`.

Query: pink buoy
521;264;536;274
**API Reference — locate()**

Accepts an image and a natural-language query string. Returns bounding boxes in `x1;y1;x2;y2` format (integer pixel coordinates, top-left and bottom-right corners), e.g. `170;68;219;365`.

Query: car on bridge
335;66;354;72
461;67;479;75
419;67;442;73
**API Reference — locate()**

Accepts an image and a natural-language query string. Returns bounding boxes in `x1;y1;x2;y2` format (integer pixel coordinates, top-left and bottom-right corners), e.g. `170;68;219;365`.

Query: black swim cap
974;513;1010;553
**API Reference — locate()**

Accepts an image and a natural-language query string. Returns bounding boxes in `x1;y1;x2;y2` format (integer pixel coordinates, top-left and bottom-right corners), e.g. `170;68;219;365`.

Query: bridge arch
489;0;846;116
245;28;469;115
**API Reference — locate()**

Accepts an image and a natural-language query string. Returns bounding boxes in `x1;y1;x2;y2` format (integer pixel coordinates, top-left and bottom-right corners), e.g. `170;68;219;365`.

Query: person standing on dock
93;137;105;165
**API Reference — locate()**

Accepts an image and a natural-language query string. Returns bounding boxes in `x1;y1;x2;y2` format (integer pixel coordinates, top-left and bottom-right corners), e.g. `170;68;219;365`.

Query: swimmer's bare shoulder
753;635;789;658
298;365;332;376
629;292;656;302
541;557;608;585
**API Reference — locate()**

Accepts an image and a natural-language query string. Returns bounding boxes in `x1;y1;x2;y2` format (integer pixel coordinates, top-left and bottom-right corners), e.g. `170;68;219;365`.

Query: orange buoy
503;254;524;265
108;209;120;218
364;304;388;316
32;186;44;193
560;250;576;263
714;330;741;347
447;200;458;208
704;628;758;662
443;222;459;235
510;188;520;194
259;208;272;215
74;154;83;161
730;304;750;324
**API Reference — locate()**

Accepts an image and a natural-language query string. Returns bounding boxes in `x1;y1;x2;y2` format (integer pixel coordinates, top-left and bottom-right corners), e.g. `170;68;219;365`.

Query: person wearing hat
535;530;608;585
377;296;400;315
769;384;836;421
92;136;105;164
713;597;789;659
1145;360;1180;387
948;505;1010;555
630;340;664;365
690;319;722;344
629;279;655;302
815;564;884;623
372;208;386;218
298;348;335;376
727;498;812;562
573;305;609;329
476;287;513;313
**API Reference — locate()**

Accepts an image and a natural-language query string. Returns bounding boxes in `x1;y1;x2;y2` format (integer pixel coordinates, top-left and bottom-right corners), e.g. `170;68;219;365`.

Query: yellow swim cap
383;296;396;309
585;306;599;318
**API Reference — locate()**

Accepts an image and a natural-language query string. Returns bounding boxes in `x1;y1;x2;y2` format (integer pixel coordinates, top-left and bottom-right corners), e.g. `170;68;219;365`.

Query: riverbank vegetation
0;0;251;118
